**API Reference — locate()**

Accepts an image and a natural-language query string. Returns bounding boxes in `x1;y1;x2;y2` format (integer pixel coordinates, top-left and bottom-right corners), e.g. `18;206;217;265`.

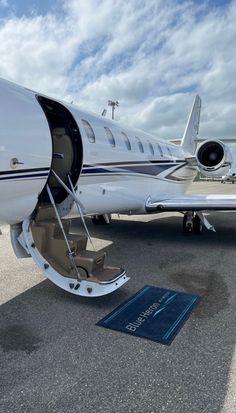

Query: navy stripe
83;160;185;167
0;173;49;181
82;163;175;176
124;164;173;176
80;173;165;181
82;168;115;174
0;167;50;176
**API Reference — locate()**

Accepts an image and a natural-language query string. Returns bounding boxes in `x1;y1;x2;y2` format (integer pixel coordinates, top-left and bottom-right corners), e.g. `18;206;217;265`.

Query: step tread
90;266;124;282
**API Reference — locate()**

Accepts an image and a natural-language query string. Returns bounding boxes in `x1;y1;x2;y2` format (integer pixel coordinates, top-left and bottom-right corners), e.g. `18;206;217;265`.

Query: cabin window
104;126;116;147
81;119;95;143
167;146;172;158
148;141;154;155
135;136;144;153
121;131;131;150
157;143;163;157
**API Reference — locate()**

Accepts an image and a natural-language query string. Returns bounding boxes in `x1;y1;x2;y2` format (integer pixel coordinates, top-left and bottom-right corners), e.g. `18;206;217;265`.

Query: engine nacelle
196;140;232;177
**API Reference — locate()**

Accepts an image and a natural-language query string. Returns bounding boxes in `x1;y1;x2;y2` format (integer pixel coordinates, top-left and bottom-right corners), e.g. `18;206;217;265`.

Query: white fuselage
68;107;195;216
0;78;196;225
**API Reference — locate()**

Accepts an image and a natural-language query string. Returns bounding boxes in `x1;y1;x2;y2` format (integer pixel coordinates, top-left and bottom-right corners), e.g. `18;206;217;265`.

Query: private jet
1;78;236;297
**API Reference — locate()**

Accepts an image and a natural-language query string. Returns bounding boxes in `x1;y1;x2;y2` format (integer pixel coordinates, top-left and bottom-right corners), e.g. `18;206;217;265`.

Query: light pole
108;100;119;120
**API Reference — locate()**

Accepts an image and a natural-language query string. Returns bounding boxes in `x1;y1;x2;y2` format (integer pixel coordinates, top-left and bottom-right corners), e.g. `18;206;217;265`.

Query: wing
146;194;236;212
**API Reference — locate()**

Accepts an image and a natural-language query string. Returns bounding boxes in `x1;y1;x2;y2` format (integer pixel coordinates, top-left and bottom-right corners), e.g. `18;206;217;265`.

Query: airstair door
21;211;129;297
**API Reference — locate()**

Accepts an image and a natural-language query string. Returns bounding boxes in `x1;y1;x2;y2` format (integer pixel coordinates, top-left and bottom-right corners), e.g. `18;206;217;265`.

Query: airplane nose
0;78;52;224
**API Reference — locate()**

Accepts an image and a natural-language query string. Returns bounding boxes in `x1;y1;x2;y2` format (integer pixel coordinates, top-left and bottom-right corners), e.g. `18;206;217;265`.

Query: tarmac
1;181;236;413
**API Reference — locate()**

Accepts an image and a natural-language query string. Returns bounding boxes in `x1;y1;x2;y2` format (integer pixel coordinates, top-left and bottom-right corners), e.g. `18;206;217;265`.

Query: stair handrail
51;170;95;250
46;184;81;281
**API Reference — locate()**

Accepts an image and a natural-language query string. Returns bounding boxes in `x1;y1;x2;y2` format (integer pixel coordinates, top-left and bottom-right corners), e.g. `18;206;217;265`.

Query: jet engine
196;140;232;177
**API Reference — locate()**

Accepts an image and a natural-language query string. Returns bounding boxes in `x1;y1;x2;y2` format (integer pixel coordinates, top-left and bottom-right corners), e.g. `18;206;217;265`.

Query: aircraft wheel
183;215;193;234
91;214;111;225
193;214;203;235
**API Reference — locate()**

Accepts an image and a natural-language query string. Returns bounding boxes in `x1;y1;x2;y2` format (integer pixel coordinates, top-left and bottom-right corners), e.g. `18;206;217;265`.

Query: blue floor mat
97;285;201;345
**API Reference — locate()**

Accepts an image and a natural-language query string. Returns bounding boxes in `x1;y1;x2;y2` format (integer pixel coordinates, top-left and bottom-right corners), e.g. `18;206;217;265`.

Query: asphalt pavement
1;182;236;413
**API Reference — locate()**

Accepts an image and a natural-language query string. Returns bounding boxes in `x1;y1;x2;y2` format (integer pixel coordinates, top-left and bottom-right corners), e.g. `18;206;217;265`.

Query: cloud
0;0;8;8
0;0;235;140
0;12;76;96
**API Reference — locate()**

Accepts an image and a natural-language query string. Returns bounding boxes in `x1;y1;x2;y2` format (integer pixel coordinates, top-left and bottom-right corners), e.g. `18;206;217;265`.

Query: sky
0;0;235;141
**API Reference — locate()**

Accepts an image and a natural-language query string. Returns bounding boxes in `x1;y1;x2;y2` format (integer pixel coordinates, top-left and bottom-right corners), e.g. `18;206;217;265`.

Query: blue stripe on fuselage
82;162;178;176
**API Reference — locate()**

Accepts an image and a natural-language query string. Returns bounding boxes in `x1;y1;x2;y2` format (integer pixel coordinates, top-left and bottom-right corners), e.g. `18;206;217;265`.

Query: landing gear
183;212;203;235
183;213;192;234
193;214;203;234
91;214;112;225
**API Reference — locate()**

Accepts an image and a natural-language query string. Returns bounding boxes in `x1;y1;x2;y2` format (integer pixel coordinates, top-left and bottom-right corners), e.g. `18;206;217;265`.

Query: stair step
74;250;106;275
91;266;124;282
53;233;88;250
32;222;88;253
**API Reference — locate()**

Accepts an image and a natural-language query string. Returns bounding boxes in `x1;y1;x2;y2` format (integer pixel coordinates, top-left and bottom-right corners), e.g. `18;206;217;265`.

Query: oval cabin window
104;126;116;147
121;131;131;150
157;143;163;157
135;136;144;153
148;141;154;155
82;119;95;143
167;146;172;158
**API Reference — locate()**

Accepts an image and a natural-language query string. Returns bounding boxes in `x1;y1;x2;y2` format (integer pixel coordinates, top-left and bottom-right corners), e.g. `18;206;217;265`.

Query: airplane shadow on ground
0;212;236;412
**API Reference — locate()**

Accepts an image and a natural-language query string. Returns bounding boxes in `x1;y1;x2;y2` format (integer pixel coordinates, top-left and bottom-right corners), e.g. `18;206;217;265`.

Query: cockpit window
104;126;116;147
81;119;95;143
121;131;131;150
135;136;144;153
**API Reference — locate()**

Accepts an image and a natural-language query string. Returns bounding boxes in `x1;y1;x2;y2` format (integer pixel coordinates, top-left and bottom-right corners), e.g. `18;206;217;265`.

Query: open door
16;97;129;297
37;96;83;204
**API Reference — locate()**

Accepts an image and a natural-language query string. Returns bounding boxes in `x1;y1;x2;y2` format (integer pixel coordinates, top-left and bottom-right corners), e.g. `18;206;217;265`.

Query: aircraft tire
193;214;203;235
182;215;192;234
91;214;111;225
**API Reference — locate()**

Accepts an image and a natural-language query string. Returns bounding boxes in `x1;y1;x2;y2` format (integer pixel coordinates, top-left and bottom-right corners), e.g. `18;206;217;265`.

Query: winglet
181;94;201;155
